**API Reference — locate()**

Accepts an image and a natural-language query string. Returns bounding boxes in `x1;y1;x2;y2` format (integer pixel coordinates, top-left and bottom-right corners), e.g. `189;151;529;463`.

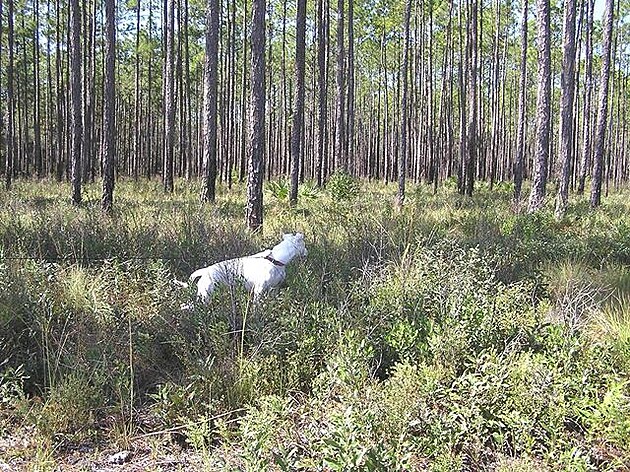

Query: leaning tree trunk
289;0;306;205
246;0;266;231
200;0;220;203
554;0;577;219
102;0;116;212
70;0;82;204
527;0;551;213
590;0;614;208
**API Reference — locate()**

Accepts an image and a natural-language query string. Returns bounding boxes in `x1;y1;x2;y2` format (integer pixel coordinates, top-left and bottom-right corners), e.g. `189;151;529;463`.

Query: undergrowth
1;178;629;470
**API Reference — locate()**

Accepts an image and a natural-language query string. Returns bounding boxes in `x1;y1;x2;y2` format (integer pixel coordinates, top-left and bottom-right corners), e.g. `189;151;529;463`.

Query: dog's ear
295;232;304;240
283;233;291;240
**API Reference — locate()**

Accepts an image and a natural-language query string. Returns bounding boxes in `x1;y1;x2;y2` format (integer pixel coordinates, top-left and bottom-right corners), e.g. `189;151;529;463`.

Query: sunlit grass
1;178;630;469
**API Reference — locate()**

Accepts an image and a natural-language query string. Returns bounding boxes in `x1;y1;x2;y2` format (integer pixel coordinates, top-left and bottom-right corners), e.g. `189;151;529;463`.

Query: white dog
181;232;307;303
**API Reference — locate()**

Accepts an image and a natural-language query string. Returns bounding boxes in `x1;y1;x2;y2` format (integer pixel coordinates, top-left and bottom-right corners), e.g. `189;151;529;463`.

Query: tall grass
1;178;629;470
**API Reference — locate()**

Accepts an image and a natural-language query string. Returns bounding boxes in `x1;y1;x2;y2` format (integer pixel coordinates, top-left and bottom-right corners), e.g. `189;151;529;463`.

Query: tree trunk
0;0;3;180
316;0;327;186
397;0;411;206
464;0;478;197
577;0;594;194
4;0;15;191
247;0;266;231
201;0;220;203
590;0;613;208
554;0;577;219
239;0;248;183
133;0;142;180
346;0;355;173
527;0;551;212
163;0;175;193
70;0;83;204
33;0;43;178
334;0;346;172
289;0;306;205
102;0;116;212
514;0;528;206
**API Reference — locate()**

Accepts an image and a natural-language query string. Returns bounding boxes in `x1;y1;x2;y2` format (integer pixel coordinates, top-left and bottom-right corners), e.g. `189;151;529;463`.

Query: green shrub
326;172;360;201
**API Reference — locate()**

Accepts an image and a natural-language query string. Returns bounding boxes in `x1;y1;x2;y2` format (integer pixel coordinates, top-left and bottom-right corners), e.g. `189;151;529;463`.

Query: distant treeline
0;0;628;208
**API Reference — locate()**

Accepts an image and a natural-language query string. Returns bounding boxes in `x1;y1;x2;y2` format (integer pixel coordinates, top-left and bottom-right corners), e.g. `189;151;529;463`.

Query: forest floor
1;176;630;471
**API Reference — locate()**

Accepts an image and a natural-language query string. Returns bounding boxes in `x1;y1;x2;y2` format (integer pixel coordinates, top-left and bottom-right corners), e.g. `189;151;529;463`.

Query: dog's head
283;232;307;257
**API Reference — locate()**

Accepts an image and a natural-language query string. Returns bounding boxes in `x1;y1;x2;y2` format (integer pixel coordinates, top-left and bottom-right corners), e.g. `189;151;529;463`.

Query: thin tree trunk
54;0;63;182
70;0;83;204
527;0;551;212
397;0;411;206
577;0;594;194
0;0;3;181
239;0;248;183
102;0;116;212
346;0;355;173
133;0;142;180
554;0;577;219
464;0;478;197
590;0;613;208
334;0;346;172
514;0;528;205
201;0;219;203
146;0;154;178
316;0;327;186
163;0;175;192
4;0;15;190
33;0;42;178
247;0;266;231
289;0;306;205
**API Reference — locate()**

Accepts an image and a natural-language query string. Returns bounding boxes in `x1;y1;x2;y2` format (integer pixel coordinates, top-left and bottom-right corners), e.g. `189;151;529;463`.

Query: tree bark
201;0;220;203
3;0;15;191
289;0;306;205
316;0;327;186
554;0;577;219
577;0;594;194
334;0;346;172
33;0;43;178
70;0;83;204
527;0;551;212
397;0;411;206
514;0;528;206
247;0;266;231
464;0;478;197
590;0;613;208
133;0;142;180
102;0;116;212
163;0;175;193
346;0;355;172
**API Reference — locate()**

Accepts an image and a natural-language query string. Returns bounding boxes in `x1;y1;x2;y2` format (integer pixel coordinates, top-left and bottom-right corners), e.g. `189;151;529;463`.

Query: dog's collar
264;254;286;267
